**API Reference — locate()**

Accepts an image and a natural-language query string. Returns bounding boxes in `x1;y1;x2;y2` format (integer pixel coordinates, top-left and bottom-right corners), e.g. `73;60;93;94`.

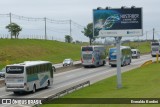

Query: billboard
93;8;143;37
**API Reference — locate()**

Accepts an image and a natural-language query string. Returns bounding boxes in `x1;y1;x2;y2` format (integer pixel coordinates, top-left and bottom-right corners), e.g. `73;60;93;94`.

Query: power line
46;18;69;24
0;14;9;17
72;20;85;29
47;28;69;33
0;13;85;41
11;13;44;21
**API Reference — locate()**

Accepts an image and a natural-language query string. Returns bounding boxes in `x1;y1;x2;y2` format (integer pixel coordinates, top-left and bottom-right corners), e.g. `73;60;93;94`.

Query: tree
82;23;95;45
6;23;22;39
65;35;73;43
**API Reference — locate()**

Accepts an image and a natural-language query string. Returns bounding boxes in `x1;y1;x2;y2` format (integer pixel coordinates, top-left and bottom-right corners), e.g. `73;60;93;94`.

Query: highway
0;54;155;107
54;60;81;68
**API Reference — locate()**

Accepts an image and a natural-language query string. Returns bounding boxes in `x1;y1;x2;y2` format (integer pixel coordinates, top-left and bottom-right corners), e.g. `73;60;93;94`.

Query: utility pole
9;13;12;39
115;36;122;89
9;13;12;24
153;28;155;41
44;17;47;40
69;19;72;37
146;31;148;41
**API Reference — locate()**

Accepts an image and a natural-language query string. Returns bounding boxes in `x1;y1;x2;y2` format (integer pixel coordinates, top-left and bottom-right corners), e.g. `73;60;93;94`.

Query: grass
122;41;151;54
0;39;88;68
41;62;160;107
0;39;151;69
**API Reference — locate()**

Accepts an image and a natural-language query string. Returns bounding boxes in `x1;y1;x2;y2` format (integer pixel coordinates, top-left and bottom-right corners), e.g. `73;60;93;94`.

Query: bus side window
31;67;34;74
40;65;43;72
34;66;37;73
45;64;48;71
38;65;40;73
26;67;30;75
46;64;49;71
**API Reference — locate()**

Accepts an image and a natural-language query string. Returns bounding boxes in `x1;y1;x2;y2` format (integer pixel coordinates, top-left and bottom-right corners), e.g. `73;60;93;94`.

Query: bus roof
81;45;104;48
131;49;139;51
7;61;51;67
109;46;131;50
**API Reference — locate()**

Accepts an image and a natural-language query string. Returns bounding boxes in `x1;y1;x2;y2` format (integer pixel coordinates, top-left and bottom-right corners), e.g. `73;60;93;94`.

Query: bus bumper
5;83;27;92
109;60;117;65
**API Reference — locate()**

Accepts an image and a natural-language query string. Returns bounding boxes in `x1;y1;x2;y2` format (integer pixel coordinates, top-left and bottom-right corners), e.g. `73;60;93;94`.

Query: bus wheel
84;66;88;68
13;91;19;94
32;85;36;93
102;61;105;66
121;62;125;67
128;59;131;65
111;65;115;67
46;80;50;89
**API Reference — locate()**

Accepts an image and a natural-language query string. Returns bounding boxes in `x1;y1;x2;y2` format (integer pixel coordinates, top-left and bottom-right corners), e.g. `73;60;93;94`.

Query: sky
0;0;160;42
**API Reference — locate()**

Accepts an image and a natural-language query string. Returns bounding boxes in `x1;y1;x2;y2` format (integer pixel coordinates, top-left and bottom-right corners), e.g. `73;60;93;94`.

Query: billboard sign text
93;8;143;37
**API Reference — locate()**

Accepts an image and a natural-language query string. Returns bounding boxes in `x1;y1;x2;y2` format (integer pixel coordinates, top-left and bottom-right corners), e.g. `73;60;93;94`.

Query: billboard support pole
115;36;122;89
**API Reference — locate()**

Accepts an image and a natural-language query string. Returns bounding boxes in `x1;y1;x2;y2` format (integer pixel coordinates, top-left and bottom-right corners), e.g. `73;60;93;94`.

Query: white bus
81;45;107;67
109;46;132;67
5;61;54;94
151;42;160;57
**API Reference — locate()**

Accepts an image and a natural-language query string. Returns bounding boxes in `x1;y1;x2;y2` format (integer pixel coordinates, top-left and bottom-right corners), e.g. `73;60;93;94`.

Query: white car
63;59;73;66
0;68;5;78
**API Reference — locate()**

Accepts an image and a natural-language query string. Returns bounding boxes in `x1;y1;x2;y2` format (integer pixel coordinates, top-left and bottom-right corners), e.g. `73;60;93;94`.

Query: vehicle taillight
92;57;94;63
81;58;83;63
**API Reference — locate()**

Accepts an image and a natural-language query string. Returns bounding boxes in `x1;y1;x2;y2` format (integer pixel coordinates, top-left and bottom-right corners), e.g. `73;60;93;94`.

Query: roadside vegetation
122;41;151;54
0;39;88;69
0;39;151;69
42;62;160;107
105;41;151;55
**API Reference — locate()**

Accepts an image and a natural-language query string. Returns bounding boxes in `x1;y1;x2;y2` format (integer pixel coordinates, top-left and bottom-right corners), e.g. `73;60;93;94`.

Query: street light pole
115;36;122;88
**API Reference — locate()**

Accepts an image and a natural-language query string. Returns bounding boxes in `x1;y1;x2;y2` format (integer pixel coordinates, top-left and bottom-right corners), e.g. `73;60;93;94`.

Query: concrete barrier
0;79;5;87
56;63;82;73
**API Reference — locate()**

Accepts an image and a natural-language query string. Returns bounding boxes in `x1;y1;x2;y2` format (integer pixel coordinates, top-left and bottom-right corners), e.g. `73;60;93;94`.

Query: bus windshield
6;66;24;74
151;43;159;46
110;48;117;55
82;47;93;51
152;47;159;51
109;48;117;60
83;54;92;60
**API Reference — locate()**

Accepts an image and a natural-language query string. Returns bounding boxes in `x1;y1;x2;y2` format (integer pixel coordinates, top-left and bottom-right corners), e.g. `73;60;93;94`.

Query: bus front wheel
32;85;36;93
46;80;50;89
102;61;105;66
13;91;19;94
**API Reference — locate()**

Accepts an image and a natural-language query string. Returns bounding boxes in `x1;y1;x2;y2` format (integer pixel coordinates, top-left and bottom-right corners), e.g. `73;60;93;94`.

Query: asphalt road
54;61;81;68
0;54;155;107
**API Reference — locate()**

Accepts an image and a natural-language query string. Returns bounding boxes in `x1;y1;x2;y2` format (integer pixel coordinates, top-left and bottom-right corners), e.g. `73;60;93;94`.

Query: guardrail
33;81;90;107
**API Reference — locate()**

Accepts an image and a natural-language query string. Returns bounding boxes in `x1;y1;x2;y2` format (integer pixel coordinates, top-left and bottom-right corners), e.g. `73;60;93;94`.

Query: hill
122;41;151;54
0;39;151;69
0;39;86;68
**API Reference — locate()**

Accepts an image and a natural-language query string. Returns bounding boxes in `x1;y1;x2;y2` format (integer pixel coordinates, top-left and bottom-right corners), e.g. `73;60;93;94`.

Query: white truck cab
131;49;140;59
